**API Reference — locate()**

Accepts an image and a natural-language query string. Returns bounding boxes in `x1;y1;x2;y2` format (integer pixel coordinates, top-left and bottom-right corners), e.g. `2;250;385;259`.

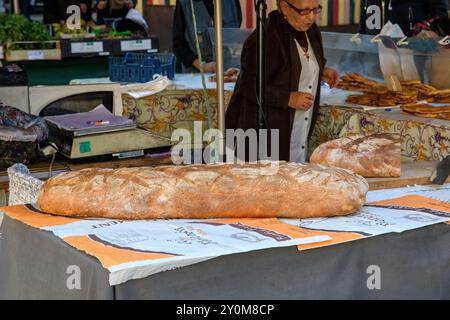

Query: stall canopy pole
214;0;225;159
256;0;267;130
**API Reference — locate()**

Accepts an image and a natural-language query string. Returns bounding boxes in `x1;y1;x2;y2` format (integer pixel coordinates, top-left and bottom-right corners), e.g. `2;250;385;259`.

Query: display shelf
4;41;61;62
60;36;160;58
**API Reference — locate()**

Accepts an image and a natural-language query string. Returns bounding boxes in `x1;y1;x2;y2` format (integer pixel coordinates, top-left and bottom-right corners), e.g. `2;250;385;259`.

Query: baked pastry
401;103;450;120
336;73;386;92
310;133;401;177
346;91;418;107
208;68;240;83
400;81;437;100
428;89;450;103
338;75;450;105
37;162;368;220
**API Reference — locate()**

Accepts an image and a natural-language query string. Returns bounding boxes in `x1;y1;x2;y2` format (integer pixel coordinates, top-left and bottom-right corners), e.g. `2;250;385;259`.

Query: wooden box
5;41;62;62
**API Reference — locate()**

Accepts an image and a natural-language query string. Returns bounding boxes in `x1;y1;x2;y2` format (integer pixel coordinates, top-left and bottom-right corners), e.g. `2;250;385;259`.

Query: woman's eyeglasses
284;1;323;16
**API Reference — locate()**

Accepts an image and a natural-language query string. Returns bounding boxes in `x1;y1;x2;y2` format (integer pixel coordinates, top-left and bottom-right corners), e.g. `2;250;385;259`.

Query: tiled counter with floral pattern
123;89;233;140
310;106;450;161
118;73;448;162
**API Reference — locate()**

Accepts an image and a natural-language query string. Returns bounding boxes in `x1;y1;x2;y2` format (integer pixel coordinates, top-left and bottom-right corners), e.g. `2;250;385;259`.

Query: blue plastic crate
109;53;176;83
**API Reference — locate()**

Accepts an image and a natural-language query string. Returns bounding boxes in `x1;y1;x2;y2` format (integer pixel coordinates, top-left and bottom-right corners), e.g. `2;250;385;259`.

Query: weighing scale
45;105;172;160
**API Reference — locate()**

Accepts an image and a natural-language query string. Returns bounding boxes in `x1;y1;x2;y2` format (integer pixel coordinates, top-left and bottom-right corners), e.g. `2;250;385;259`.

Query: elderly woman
225;0;339;162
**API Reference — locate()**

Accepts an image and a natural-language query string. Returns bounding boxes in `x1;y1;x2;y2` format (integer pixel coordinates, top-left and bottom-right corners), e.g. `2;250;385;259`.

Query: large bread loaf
38;162;369;219
310;133;401;177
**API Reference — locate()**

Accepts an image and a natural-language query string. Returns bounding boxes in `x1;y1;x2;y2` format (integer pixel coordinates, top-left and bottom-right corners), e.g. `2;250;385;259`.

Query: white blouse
289;33;320;163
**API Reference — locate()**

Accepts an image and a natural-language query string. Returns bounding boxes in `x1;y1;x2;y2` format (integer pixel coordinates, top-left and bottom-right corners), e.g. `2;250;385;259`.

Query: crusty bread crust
38;162;368;219
310;134;401;178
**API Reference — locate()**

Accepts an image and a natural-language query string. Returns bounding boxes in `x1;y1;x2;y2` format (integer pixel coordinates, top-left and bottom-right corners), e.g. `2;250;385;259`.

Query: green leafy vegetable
0;14;52;50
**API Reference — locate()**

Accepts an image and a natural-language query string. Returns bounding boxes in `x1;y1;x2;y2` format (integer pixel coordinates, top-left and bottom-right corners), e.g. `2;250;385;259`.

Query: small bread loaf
310;133;401;177
38;162;368;220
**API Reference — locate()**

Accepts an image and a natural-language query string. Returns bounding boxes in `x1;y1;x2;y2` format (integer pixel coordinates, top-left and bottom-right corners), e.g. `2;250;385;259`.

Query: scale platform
47;126;172;159
45;105;172;159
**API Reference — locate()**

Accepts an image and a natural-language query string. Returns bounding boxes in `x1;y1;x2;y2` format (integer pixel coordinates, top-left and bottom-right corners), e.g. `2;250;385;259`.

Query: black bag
0;63;28;86
0;140;41;170
0;104;49;170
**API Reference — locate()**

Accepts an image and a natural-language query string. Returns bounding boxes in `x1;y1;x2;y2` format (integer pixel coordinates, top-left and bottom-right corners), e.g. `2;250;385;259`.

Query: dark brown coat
225;10;327;161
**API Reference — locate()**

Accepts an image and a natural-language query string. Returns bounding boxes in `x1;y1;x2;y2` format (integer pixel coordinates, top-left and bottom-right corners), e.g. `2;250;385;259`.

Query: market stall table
1;157;448;205
109;79;449;162
0;152;174;205
366;160;450;190
70;77;449;163
1;183;450;299
310;105;450;161
70;74;234;141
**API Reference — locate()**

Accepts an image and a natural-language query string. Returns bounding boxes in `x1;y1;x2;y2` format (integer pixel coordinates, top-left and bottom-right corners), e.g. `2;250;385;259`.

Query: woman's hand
203;62;217;73
97;1;107;10
322;67;339;88
208;68;240;82
193;59;217;73
288;92;314;110
224;67;240;77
